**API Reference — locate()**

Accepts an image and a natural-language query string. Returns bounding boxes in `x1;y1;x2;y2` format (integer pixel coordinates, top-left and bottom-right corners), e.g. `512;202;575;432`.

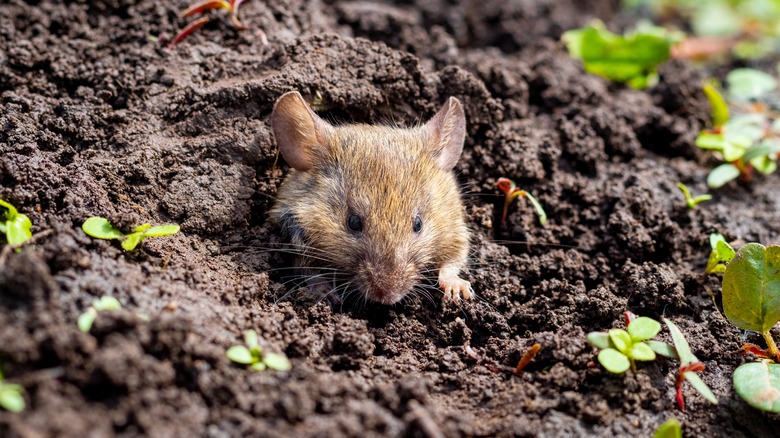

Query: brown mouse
269;91;472;305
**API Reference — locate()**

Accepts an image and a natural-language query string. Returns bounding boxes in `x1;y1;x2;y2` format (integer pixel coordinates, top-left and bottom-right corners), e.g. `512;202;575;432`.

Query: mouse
269;91;472;305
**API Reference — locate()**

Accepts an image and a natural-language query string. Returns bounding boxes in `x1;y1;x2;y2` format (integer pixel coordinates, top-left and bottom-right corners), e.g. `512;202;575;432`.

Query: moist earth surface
1;0;779;437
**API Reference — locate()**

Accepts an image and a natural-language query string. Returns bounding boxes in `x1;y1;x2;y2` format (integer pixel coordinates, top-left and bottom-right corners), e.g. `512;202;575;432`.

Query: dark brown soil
1;0;779;437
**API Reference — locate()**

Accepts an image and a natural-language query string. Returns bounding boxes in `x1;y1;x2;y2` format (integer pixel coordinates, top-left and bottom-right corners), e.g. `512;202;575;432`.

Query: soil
1;0;779;437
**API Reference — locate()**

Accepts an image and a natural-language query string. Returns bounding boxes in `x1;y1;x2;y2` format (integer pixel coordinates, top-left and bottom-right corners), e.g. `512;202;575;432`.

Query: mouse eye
412;215;423;233
347;213;363;233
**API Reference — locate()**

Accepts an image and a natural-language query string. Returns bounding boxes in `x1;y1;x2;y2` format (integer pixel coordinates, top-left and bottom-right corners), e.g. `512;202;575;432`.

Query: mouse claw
439;266;473;304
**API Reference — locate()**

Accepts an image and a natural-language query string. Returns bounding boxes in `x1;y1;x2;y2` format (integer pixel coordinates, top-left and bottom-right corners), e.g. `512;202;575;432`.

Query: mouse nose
365;264;409;304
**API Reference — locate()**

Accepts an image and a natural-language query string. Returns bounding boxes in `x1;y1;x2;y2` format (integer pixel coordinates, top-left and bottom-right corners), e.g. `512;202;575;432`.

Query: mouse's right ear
271;91;334;171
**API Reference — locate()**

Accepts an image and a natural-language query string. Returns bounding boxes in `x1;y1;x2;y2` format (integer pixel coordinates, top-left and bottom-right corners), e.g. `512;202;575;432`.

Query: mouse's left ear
422;97;466;170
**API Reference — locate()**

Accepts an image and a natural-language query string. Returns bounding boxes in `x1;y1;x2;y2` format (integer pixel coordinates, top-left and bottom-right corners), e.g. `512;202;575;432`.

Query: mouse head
271;91;468;304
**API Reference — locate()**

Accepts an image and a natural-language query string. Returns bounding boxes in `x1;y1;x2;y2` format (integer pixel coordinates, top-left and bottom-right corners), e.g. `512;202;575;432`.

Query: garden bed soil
1;0;780;436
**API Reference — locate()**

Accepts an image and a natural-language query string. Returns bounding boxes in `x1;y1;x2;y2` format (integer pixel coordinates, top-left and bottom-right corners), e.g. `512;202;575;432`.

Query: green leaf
695;132;726;151
663;318;697;366
609;329;632;354
143;224;180;237
685;372;718;405
226;346;255;365
707;163;741;188
93;296;121;311
597;348;631;374
691;3;743;37
0;199;19;219
646;340;679;359
0;385;25;413
733;361;780;412
77;308;97;333
628;316;661;341
250;361;267;371
82;217;125;240
727;68;777;101
5;213;32;245
523;193;547;226
132;223;151;233
653;418;682;438
562;22;673;89
263;352;292;371
121;233;144;251
244;330;259;349
703;81;729;127
706;233;735;274
722;243;780;333
587;332;613;350
629;342;656;361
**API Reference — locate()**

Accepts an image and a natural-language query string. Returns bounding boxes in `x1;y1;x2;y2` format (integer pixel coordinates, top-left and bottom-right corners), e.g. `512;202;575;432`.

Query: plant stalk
763;331;779;361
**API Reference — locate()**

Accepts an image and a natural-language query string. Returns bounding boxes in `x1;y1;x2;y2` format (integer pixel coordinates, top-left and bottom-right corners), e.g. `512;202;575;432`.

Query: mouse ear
271;91;334;171
422;97;466;170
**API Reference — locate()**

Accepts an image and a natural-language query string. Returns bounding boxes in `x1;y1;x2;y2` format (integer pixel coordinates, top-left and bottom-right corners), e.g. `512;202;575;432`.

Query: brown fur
270;93;470;304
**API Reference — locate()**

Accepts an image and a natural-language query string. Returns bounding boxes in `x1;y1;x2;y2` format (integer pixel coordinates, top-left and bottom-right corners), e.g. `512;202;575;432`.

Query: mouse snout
359;258;416;305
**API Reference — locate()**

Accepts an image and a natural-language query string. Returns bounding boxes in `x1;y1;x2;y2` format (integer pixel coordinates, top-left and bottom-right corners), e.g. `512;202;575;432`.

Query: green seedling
705;232;735;274
496;177;547;226
77;296;122;333
676;183;711;209
587;313;676;374
653;418;682;438
722;243;780;412
702;81;729;128
226;330;291;372
0;368;25;413
82;217;180;251
696;73;780;188
562;20;682;89
727;68;777;102
722;243;780;360
663;318;718;410
0;199;32;246
170;0;266;48
625;0;780;60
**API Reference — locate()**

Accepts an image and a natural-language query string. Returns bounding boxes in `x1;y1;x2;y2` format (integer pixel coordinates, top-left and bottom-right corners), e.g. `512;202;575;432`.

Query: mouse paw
438;266;473;303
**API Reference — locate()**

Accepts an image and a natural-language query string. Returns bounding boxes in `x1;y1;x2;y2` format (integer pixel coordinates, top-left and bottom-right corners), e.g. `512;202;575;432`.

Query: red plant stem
676;362;706;411
169;16;210;48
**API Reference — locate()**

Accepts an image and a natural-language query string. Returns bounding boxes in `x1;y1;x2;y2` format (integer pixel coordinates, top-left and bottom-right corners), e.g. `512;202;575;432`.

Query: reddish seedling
464;342;541;375
496;177;547;226
513;343;541;375
170;0;267;48
675;361;706;411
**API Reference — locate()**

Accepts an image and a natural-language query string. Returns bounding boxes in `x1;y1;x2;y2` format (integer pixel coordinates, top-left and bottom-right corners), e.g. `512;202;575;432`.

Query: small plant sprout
722;243;780;362
676;182;711;209
81;217;180;251
0;368;25;413
696;71;780;188
663;318;718;410
171;0;267;48
718;243;780;412
0;199;32;246
77;296;122;333
653;418;682;438
496;177;547;226
562;21;682;89
587;313;676;374
705;232;735;274
226;330;291;372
